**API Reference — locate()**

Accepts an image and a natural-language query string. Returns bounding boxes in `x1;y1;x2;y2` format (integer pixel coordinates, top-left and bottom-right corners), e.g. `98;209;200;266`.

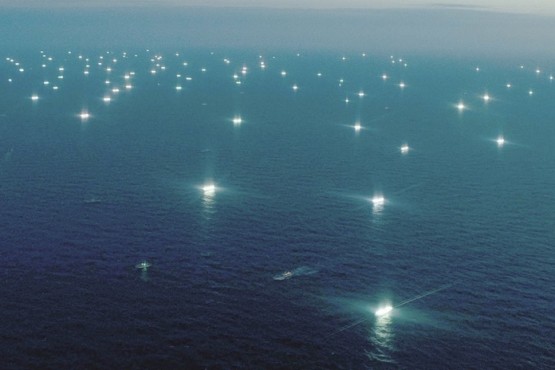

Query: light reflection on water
367;314;395;364
202;192;216;220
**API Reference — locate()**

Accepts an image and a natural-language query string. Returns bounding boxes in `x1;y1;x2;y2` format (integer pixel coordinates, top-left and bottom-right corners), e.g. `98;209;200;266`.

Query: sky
1;0;555;14
1;1;555;58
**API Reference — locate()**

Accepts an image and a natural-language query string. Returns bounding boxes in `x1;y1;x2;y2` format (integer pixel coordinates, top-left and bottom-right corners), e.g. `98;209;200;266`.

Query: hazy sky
2;1;555;57
1;0;555;14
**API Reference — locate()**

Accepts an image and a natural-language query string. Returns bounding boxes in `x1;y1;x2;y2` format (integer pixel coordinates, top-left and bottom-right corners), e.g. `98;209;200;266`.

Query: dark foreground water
1;50;554;369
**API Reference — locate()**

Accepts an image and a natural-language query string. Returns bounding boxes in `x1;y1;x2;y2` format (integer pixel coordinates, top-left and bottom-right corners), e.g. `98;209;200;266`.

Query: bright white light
31;95;39;101
371;195;385;206
483;93;491;102
400;144;410;153
79;111;90;120
382;74;388;80
135;261;151;270
456;102;466;111
506;83;512;88
176;85;182;91
112;88;120;93
125;84;132;90
354;122;362;132
292;84;298;91
103;96;111;102
232;116;242;125
529;90;534;95
202;183;216;196
345;98;350;103
399;82;406;89
496;136;505;146
281;71;287;76
375;305;393;317
358;91;365;97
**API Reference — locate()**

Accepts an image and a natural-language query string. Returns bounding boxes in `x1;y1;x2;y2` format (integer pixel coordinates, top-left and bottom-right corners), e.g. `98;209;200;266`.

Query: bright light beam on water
325;283;453;339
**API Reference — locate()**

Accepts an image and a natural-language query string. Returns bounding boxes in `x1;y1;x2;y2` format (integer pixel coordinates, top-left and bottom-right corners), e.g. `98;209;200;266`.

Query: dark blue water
1;51;554;369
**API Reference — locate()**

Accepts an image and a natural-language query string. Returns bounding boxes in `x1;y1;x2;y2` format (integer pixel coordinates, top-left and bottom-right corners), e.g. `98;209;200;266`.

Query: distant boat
273;266;318;281
83;197;102;204
273;271;294;281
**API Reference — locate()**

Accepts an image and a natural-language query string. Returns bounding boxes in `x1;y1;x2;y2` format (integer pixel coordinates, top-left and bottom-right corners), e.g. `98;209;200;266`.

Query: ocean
1;50;554;369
